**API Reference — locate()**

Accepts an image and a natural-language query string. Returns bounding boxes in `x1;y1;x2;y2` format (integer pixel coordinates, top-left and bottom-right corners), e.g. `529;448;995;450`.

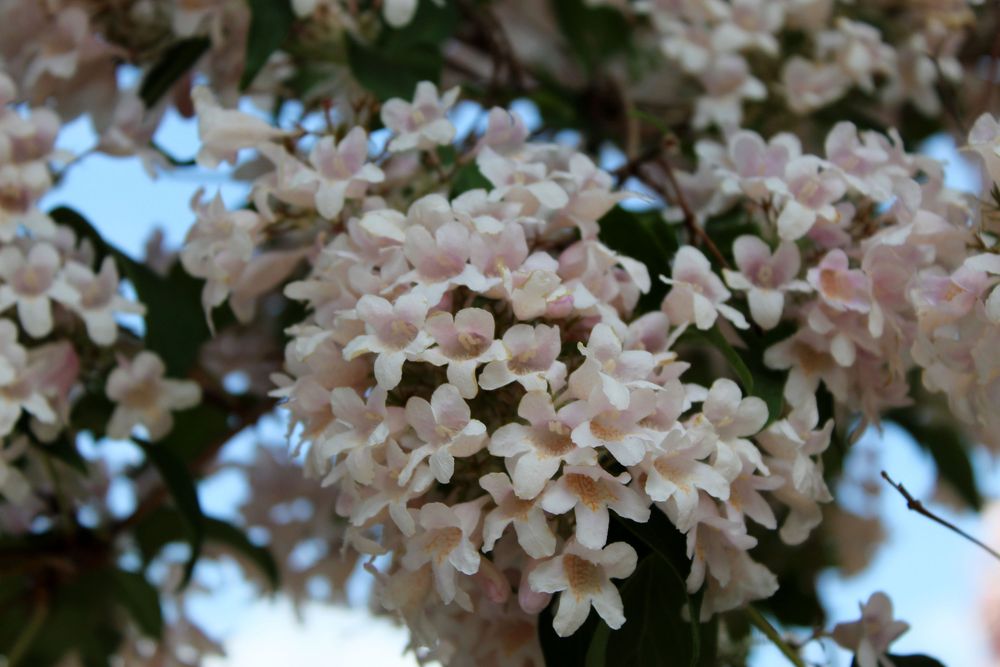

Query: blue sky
41;105;1000;667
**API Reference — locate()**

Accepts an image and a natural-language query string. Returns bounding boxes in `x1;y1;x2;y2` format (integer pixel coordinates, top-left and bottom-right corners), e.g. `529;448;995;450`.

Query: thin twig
746;605;806;667
881;470;1000;563
658;154;731;268
7;591;48;667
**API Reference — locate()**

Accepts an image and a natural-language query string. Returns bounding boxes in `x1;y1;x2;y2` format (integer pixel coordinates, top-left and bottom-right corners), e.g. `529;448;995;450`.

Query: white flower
478;323;566;393
528;540;637;637
568;322;656;409
662;246;749;330
381;82;459;152
480;471;556;558
63;257;145;345
105;352;201;441
401;383;487;484
421;308;506;398
541;464;650;549
489;391;597;499
304;127;384;219
723;236;810;329
642;428;730;531
401;501;483;606
0;242;77;338
343;294;432;390
193;86;285;169
699;378;769;479
831;592;910;667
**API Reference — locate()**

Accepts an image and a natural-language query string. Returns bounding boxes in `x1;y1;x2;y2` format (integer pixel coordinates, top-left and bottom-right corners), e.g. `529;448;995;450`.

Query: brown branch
657;154;731;269
881;470;1000;563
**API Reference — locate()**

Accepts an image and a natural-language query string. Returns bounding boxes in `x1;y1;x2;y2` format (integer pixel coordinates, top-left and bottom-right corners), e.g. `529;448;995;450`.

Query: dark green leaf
133;508;279;590
203;517;280;590
603;555;698;667
702;326;754;392
538;597;601;667
550;0;630;72
382;0;457;52
888;405;982;510
136;441;205;588
584;620;611;667
140;38;210;108
449;163;491;197
853;655;946;667
598;206;678;312
241;0;295;90
109;569;163;639
346;37;442;101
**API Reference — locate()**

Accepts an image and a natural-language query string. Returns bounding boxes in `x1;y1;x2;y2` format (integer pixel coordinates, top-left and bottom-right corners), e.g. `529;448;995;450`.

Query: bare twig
657;154;731;268
746;605;806;667
881;470;1000;563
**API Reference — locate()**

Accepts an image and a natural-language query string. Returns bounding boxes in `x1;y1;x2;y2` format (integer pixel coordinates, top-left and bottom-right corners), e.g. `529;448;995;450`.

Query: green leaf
550;0;630;72
241;0;295;90
603;555;699;667
203;517;280;590
135;441;205;588
449;162;491;197
584;620;611;667
109;569;163;639
133;507;279;590
345;1;456;101
887;405;982;510
346;37;442;101
597;206;679;312
139;38;211;108
853;655;946;667
702;326;754;392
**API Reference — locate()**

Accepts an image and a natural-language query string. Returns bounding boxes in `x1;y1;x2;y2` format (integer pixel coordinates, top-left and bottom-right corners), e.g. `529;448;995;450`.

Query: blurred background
46;94;1000;667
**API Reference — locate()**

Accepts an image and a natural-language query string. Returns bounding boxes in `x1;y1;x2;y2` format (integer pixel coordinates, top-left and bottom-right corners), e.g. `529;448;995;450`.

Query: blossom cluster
183;81;849;661
0;70;200;502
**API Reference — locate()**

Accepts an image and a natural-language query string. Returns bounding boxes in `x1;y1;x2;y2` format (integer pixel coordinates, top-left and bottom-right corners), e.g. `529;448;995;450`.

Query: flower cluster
186;82;847;659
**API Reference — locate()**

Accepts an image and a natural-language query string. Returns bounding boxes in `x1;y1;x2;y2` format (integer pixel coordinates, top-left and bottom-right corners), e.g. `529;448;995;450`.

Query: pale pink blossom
540;464;650;549
105;352;201;441
401;221;490;303
831;592;910;667
478;324;566;392
528;540;637;636
568;322;656;409
401;383;487;484
343;294;433;390
320;386;403;485
489;391;596;499
723;235;810;329
776;156;846;240
422;308;506;398
63;257;145;345
381;82;459;152
571;388;658;466
807;249;871;313
193;86;285;169
401;500;483;606
303;128;384;219
0;242;77;338
662;246;749;330
480;471;556;558
643;427;730;530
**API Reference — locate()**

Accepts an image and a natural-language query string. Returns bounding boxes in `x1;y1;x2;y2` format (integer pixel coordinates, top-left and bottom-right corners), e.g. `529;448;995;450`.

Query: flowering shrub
0;0;998;665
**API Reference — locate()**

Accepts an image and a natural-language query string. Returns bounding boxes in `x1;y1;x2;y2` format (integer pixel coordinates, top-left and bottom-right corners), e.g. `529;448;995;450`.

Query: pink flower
402;500;483;606
540;464;650;549
662;246;749;330
477;147;570;213
489;391;596;499
528;540;637;636
807;249;871;313
0;242;77;338
322;386;403;484
381;81;459;152
401;221;490;303
105;352;201;441
831;592;910;667
479;324;567;392
642;428;730;530
480;471;556;558
422;308;506;398
305;127;385;219
193;86;285;169
401;383;487;484
343;294;432;390
568;322;656;409
63;257;145;345
571;388;659;466
723;235;810;329
776;156;846;240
